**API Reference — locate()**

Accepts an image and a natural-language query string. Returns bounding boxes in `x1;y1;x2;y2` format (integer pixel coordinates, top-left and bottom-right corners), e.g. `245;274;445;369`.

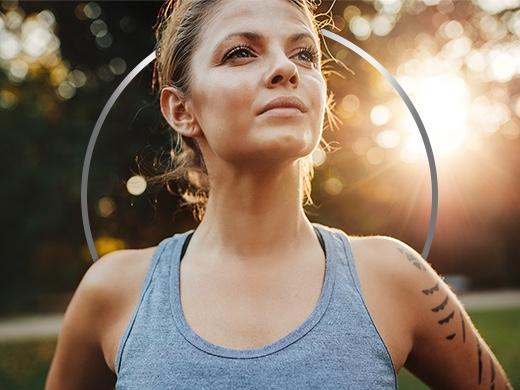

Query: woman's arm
45;253;121;390
383;237;513;390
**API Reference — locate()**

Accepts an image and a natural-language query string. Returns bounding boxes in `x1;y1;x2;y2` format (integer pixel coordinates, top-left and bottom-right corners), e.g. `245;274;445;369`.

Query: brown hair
147;0;343;222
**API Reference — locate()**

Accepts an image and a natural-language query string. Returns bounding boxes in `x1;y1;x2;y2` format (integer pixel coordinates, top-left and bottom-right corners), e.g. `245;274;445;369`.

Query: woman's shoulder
349;234;448;339
346;234;430;285
85;246;156;281
338;233;436;315
84;246;158;307
75;246;160;336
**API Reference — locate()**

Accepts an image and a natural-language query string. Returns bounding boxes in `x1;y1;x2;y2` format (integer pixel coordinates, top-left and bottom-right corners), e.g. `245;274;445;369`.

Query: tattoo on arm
477;339;483;385
397;245;462;342
422;287;508;387
396;245;427;271
396;242;512;388
460;309;466;343
438;310;455;325
490;354;495;390
432;295;449;312
422;282;439;295
421;281;458;341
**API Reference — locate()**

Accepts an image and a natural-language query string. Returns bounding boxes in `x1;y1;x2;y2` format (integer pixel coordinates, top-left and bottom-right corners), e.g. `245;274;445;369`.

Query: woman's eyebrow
216;31;318;48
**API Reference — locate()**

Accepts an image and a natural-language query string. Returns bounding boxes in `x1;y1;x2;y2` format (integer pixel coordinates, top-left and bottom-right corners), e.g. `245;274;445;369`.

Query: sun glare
396;73;470;162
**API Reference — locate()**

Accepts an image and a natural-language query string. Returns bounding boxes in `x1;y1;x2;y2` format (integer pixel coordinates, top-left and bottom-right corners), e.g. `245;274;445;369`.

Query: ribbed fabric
115;222;397;389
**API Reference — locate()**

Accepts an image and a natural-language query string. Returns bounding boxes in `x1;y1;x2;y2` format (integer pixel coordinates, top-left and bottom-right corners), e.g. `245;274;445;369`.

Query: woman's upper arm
44;252;125;390
383;237;513;390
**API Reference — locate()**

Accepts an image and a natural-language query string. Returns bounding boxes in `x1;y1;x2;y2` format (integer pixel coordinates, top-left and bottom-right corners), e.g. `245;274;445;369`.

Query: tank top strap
326;226;364;293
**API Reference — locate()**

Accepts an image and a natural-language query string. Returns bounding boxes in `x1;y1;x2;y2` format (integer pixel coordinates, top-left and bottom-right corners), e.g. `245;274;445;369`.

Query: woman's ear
160;87;199;137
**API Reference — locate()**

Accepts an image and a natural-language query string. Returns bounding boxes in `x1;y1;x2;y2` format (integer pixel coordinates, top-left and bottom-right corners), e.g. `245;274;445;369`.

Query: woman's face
166;0;327;170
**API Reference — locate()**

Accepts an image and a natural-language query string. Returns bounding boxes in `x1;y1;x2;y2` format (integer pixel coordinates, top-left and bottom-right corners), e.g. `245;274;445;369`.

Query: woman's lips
258;107;305;117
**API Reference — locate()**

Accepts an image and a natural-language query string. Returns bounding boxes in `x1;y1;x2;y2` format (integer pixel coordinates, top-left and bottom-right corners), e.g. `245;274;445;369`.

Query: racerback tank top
114;222;398;389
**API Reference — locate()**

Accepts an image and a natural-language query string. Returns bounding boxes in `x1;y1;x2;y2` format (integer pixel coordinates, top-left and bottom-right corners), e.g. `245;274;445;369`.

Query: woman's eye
297;49;315;63
223;45;318;65
224;46;254;61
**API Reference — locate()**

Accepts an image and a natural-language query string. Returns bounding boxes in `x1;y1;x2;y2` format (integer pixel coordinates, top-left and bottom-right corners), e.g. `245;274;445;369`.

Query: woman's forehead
202;0;316;46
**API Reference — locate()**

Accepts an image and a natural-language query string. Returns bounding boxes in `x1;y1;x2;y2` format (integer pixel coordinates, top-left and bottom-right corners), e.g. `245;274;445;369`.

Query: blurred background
0;0;518;388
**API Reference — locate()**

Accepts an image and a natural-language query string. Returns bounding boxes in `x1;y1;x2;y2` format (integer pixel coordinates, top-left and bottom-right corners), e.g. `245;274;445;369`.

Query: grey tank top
114;222;398;389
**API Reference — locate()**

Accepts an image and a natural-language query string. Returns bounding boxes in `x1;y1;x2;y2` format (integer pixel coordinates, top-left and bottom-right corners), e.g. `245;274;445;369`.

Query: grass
0;308;518;389
0;337;55;389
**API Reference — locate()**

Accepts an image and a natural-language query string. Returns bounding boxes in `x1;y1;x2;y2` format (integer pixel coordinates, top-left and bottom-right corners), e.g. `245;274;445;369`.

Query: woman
46;0;513;389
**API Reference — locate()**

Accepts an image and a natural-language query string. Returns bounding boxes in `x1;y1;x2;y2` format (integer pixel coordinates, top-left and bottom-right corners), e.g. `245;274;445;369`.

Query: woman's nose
265;51;300;88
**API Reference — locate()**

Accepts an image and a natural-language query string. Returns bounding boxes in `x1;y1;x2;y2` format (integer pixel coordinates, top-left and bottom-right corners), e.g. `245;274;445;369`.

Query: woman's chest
176;250;411;372
178;253;327;350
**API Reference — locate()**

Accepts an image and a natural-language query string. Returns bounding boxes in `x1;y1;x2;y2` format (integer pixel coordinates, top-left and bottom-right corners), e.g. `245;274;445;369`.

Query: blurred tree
0;0;519;315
